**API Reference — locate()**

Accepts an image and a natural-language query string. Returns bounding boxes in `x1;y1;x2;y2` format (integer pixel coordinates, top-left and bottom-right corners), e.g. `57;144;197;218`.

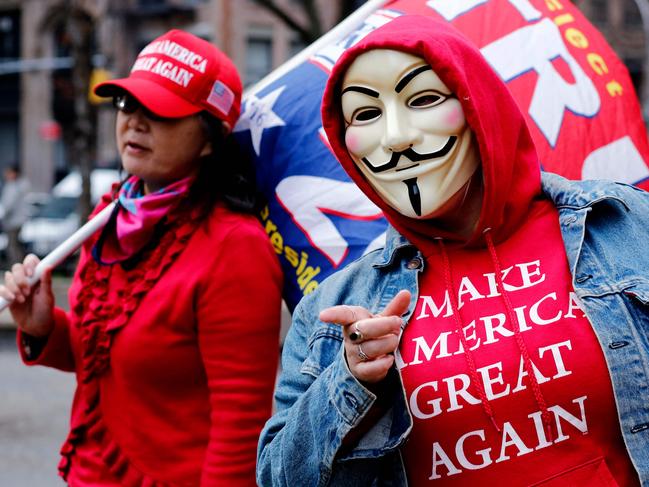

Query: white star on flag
235;86;286;155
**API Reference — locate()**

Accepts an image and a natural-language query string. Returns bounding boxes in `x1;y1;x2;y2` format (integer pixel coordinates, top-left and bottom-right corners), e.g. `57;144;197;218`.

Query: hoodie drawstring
435;238;501;433
483;229;554;441
435;232;555;441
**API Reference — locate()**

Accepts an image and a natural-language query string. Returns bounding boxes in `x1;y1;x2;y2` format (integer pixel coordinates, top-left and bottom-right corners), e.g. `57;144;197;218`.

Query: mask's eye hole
352;107;381;124
408;92;446;108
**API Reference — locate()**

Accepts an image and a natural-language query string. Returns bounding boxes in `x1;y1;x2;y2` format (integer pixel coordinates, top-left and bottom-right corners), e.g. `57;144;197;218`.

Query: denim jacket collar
374;225;415;268
373;172;633;272
375;173;632;271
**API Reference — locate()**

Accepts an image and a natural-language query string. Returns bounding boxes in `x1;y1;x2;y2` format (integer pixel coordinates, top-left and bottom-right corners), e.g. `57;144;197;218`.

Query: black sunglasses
112;94;169;122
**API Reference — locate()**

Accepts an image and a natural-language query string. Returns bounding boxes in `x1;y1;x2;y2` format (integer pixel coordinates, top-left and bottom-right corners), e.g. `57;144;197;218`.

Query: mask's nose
381;103;422;153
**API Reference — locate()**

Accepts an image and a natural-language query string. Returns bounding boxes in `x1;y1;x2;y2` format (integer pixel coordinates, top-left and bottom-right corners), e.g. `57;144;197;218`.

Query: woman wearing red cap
0;30;282;486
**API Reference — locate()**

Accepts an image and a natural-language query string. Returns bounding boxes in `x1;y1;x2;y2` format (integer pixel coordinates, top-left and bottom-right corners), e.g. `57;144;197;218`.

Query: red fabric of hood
321;15;541;247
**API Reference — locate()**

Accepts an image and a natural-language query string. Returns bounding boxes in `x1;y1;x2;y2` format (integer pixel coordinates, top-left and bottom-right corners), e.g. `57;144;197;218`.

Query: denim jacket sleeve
543;173;649;483
257;297;382;486
257;249;417;487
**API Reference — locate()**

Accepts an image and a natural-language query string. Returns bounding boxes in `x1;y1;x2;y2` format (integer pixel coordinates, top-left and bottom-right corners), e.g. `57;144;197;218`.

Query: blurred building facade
0;0;345;192
0;0;647;192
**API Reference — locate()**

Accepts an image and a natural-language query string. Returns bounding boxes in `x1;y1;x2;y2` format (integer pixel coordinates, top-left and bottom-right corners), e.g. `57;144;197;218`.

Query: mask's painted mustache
361;136;457;174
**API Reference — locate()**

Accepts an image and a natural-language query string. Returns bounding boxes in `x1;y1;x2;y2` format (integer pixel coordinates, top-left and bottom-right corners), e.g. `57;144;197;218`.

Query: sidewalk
0;274;71;329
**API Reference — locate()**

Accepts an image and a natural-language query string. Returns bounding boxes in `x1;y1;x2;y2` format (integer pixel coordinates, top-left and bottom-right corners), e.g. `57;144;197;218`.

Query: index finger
319;305;373;326
23;254;40;279
377;290;412;319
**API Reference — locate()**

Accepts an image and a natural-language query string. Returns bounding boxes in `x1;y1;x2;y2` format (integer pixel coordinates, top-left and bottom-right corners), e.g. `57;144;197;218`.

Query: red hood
321;15;541;247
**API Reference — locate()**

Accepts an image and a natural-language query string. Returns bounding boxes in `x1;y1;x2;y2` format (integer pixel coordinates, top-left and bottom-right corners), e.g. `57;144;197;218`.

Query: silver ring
357;344;369;361
349;322;364;342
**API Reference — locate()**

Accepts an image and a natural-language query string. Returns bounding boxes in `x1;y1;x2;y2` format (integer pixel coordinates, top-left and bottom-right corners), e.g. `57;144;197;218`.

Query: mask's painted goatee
403;178;421;216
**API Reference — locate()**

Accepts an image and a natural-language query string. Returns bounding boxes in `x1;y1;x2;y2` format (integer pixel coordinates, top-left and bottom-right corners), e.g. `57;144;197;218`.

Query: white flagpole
245;0;388;97
0;201;116;312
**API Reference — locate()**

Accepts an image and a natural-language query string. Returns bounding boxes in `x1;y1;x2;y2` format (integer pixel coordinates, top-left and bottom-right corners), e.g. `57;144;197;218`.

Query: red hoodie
322;15;638;486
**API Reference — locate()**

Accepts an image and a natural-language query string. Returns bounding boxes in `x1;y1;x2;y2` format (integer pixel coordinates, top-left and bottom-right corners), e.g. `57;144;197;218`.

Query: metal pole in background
631;0;649;120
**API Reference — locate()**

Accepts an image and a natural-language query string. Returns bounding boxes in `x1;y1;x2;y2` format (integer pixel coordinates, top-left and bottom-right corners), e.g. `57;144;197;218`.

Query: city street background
0;274;75;486
0;273;290;486
0;0;647;485
0;331;74;486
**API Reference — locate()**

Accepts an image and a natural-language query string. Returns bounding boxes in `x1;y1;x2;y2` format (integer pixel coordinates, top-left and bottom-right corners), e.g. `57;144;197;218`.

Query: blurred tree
252;0;368;44
41;0;95;223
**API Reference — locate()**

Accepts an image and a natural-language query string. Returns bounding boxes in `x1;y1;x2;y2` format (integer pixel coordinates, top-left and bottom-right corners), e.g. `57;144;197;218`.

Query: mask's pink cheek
345;132;361;154
444;105;465;130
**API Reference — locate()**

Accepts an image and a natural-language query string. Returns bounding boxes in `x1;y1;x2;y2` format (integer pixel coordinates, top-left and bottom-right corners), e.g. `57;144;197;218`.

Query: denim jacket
257;173;649;486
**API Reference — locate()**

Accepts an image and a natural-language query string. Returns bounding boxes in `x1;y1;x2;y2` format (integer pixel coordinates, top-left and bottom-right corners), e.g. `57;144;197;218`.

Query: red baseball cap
94;29;242;131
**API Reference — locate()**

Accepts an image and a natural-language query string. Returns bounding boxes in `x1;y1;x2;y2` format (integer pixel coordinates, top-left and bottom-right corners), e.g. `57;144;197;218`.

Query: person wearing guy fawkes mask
257;15;649;487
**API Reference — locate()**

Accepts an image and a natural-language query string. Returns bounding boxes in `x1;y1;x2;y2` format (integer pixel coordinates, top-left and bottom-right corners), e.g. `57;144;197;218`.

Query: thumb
378;290;411;318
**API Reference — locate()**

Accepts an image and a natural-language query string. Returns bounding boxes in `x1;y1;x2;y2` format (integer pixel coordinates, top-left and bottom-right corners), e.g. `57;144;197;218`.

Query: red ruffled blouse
19;197;283;486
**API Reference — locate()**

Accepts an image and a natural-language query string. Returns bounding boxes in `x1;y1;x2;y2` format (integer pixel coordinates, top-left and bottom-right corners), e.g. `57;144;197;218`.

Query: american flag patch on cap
207;80;234;115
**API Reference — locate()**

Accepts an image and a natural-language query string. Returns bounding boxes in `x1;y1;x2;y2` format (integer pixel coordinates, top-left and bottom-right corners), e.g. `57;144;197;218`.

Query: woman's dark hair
190;112;260;218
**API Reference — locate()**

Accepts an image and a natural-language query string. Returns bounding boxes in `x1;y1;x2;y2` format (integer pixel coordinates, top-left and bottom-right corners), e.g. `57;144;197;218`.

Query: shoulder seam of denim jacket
542;171;638;211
